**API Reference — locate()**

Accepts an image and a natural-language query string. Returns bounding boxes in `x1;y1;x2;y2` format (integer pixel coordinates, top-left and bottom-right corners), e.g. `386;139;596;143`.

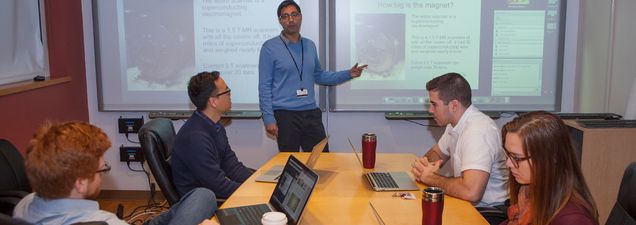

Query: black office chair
605;162;636;225
0;214;32;225
0;139;31;216
138;118;225;207
138;118;182;206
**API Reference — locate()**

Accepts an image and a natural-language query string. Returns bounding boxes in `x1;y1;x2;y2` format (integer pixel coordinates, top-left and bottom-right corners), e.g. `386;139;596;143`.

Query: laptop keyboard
369;172;399;189
233;204;271;225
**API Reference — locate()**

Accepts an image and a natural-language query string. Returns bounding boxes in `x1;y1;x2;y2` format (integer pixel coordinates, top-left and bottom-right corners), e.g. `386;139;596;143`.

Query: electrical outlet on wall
118;117;144;134
119;146;143;162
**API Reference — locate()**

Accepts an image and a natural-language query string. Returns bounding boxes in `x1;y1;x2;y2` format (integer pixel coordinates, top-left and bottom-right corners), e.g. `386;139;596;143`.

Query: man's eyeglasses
214;88;231;97
96;161;111;175
279;12;301;21
504;150;531;168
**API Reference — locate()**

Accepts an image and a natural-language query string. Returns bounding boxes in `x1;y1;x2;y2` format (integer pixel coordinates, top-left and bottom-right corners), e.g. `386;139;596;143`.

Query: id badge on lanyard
296;88;308;97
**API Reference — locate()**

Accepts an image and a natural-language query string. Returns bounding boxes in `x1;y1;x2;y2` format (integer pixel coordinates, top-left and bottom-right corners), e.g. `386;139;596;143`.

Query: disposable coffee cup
261;211;287;225
422;187;444;225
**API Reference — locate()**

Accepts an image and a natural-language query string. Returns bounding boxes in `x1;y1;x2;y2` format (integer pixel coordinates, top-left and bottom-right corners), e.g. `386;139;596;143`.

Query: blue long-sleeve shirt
172;111;253;198
258;34;352;126
14;193;128;225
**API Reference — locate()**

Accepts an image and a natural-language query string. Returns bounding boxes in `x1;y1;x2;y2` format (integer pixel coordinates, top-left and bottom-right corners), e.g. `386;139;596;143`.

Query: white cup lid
261;212;287;225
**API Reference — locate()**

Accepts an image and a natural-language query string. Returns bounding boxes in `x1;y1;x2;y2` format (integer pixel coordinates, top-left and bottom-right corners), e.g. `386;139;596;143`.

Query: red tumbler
361;133;376;169
422;187;444;225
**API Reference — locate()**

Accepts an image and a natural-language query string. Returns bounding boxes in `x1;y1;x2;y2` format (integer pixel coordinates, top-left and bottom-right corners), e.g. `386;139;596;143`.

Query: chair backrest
605;162;636;225
138;118;181;205
0;139;30;193
0;139;31;216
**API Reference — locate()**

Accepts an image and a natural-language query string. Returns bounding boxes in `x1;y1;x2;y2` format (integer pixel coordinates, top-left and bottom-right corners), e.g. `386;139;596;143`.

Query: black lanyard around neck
280;36;304;81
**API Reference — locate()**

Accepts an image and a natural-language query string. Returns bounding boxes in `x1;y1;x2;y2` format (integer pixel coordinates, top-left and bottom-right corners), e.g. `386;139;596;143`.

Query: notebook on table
348;138;419;191
256;136;328;183
216;155;319;225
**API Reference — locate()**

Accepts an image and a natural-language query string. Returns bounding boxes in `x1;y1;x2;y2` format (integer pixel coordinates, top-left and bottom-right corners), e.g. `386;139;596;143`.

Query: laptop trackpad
391;172;418;190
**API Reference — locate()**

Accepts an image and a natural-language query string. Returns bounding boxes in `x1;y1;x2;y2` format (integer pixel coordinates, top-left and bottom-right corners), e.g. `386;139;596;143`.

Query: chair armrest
71;222;108;225
0;190;30;210
0;190;29;199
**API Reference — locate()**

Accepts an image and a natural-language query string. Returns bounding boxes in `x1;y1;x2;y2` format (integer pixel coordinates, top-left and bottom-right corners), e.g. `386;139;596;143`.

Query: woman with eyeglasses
500;111;598;225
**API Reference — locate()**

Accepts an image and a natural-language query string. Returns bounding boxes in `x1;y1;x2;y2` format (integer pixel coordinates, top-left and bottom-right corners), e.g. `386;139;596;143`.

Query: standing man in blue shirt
172;71;253;198
259;0;367;152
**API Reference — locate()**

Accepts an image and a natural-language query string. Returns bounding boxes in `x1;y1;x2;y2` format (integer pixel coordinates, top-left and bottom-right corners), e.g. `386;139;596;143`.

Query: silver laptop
256;136;328;183
216;155;319;225
348;138;419;191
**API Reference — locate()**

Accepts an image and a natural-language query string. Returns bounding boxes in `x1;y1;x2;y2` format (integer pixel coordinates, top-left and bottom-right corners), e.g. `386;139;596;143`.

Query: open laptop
348;138;419;191
256;136;328;183
216;155;319;225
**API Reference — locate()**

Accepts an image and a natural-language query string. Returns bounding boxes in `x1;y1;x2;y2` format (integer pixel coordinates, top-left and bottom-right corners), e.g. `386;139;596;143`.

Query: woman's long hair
502;111;598;224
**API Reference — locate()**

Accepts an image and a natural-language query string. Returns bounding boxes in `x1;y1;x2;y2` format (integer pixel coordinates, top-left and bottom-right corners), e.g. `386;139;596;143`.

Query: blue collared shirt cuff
263;115;276;126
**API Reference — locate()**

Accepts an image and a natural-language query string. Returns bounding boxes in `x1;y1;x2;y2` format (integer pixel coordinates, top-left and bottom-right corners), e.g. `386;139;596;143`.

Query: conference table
217;152;488;225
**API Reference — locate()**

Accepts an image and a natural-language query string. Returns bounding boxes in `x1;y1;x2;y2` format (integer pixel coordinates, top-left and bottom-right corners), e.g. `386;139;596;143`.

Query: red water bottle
422;187;444;225
362;133;376;169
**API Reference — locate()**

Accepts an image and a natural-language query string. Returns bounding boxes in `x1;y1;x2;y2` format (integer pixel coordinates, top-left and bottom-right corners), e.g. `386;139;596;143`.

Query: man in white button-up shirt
411;73;508;224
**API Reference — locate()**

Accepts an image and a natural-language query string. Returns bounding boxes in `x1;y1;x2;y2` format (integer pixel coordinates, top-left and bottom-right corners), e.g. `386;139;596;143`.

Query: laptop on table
255;136;328;183
348;138;419;191
216;155;319;225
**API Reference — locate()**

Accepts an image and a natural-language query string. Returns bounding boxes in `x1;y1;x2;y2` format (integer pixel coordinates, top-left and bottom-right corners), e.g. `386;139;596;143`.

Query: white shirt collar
450;104;478;134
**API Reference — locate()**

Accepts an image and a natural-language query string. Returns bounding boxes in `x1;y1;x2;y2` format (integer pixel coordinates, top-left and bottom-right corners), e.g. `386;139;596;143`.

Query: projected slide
123;1;194;92
491;10;545;97
95;0;316;111
191;0;280;104
122;0;280;108
332;0;564;111
350;1;480;89
94;0;564;112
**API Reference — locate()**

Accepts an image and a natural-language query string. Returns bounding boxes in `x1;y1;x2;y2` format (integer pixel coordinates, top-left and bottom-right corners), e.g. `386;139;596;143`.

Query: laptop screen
305;136;328;168
269;155;319;225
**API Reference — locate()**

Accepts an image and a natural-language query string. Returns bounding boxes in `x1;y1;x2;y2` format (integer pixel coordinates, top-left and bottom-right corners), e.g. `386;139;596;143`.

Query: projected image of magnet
124;0;195;90
354;14;405;81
